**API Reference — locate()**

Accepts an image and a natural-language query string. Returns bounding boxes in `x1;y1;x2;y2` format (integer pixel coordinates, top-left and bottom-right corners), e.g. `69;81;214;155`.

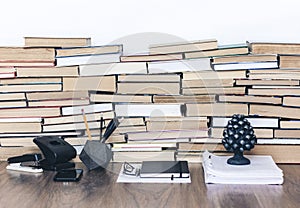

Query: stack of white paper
202;151;284;185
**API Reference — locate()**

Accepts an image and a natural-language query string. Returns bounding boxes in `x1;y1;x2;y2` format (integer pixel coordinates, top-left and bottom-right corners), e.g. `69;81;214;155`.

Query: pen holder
79;141;113;171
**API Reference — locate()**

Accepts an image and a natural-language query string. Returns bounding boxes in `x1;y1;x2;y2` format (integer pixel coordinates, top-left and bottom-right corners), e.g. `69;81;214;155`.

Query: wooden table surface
0;162;299;208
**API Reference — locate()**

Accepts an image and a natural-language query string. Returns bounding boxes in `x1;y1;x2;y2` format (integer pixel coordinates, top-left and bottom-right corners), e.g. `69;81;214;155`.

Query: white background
1;0;300;48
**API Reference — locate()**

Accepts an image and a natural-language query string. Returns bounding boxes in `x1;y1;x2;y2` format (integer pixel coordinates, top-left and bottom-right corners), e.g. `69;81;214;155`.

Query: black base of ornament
227;152;250;165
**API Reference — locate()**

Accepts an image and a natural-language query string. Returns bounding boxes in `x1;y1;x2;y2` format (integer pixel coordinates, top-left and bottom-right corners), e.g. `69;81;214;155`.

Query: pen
81;109;92;140
100;113;104;141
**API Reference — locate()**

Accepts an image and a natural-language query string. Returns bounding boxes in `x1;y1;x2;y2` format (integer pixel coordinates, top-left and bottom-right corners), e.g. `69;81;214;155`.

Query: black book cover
140;161;189;178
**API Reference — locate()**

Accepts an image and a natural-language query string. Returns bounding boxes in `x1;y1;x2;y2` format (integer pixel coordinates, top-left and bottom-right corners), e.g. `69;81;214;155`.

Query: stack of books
0;37;300;164
202;151;284;184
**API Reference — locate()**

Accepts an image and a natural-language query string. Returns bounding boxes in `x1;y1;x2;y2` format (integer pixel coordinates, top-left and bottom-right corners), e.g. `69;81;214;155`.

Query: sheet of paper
117;164;191;183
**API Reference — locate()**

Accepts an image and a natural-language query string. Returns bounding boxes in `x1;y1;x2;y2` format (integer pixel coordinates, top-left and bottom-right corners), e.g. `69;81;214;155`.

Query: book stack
0;37;300;164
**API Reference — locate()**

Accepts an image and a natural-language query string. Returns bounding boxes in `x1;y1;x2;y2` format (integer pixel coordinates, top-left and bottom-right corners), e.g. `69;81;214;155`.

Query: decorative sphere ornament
222;114;257;165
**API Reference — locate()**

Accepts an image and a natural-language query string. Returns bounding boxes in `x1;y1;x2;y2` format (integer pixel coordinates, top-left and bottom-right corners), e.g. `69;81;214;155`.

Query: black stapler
33;136;77;171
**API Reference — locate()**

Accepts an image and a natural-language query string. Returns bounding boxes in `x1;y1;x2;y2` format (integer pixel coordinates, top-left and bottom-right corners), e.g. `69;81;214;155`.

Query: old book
126;129;208;142
62;104;113;116
90;93;152;103
43;112;114;125
182;70;246;80
24;37;91;47
0;61;55;67
148;58;212;73
0;137;35;147
185;44;249;59
146;117;208;131
0;122;41;133
0;84;61;93
248;69;300;79
118;74;180;82
120;53;183;62
274;129;300;138
115;118;145;127
117;82;180;95
212;54;277;64
218;95;282;104
186;103;248;116
250;104;300;119
56;52;121;67
16;66;79;77
182;87;245;95
283;96;300;107
210;128;273;138
0;101;27;108
79;62;147;76
279;55;300;68
112;143;176;152
149;39;218;54
56;45;122;57
212;54;278;70
211;117;279;128
182;79;234;88
0;67;16;73
257;138;300;145
0;107;61;118
113;126;147;134
248;88;300;96
63;76;116;92
27;91;89;101
0;72;16;79
0;47;55;62
115;104;184;117
64;134;126;145
214;62;278;71
249;41;300;54
235;79;299;86
112;150;175;162
153;95;215;103
0;77;61;85
28;99;90;107
43;121;103;132
0;131;81;138
280;120;300;128
177;142;225;152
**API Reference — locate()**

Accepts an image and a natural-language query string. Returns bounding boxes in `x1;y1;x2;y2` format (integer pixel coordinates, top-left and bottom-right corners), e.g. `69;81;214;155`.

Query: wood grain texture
0;162;299;208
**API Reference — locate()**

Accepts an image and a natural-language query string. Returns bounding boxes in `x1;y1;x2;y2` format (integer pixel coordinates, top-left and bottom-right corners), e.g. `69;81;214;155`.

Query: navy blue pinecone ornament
222;114;257;165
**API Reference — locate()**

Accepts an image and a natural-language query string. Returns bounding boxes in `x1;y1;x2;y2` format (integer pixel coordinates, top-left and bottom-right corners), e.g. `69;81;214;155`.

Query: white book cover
115;104;183;117
202;151;283;184
211;117;278;128
213;61;278;70
56;53;121;66
257;139;300;145
79;62;147;76
0;117;42;123
62;104;113;115
148;58;212;74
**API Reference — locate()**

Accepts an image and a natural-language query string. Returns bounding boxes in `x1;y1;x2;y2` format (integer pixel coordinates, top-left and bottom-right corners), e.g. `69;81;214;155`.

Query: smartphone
53;169;83;182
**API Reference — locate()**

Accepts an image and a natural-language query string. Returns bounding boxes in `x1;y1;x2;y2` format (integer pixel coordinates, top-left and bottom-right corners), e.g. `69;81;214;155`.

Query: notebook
140;161;190;178
202;151;284;184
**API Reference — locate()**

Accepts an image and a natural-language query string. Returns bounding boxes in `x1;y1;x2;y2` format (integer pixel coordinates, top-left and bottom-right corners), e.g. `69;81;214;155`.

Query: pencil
81;108;92;140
